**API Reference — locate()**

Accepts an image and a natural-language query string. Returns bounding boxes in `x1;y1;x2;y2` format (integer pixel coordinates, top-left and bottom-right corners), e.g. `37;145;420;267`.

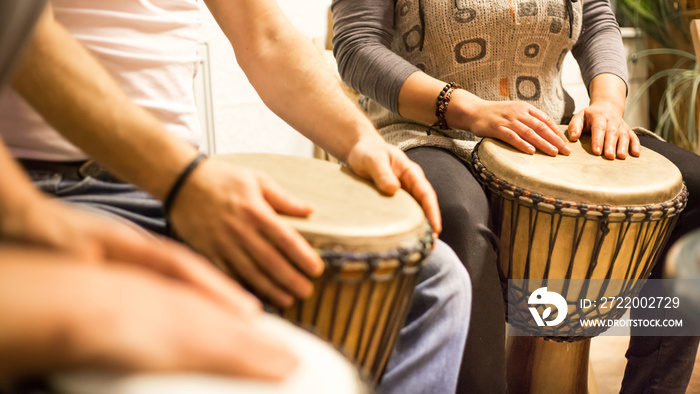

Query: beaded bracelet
428;82;462;135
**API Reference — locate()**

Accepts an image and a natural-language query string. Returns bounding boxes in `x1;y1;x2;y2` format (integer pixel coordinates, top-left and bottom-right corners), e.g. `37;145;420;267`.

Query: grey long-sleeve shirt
332;0;628;115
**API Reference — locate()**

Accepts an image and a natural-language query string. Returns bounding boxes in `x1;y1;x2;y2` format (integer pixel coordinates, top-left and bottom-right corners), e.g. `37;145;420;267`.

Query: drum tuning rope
470;141;689;341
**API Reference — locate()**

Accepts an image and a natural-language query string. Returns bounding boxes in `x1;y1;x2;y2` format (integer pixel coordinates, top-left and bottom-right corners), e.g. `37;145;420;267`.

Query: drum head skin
52;315;368;394
477;128;684;206
213;153;427;251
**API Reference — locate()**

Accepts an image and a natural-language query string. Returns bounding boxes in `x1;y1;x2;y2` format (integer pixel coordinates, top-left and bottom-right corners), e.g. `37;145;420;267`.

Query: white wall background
195;2;647;157
197;0;332;158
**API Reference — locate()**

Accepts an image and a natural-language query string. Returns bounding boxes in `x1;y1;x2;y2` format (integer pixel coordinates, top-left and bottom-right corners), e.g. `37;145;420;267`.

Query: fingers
77;263;299;380
498;128;536;154
364;155;401;196
527;108;571;155
611;121;637;160
616;123;630;160
477;102;569;156
167;164;325;310
236;217;315;298
347;141;442;235
257;213;324;278
395;159;442;235
629;129;641;157
570;105;640;159
589;114;607;156
96;220;261;316
218;235;296;308
143;240;263;316
603;122;619;160
217;203;322;307
178;298;300;380
568;111;585;141
516;124;558;156
257;173;324;276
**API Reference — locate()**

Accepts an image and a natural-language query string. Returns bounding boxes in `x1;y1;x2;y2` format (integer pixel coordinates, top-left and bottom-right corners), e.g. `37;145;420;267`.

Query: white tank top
0;0;202;161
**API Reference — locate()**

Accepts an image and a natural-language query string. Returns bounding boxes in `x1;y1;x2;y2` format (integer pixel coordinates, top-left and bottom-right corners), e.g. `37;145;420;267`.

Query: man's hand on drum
0;249;297;380
446;89;571;156
0;155;260;318
346;136;442;238
168;159;325;308
568;73;641;160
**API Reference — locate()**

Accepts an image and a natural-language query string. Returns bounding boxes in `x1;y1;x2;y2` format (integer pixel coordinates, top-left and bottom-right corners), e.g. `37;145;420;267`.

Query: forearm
10;7;197;201
588;73;627;116
204;0;383;163
398;69;500;133
571;0;628;90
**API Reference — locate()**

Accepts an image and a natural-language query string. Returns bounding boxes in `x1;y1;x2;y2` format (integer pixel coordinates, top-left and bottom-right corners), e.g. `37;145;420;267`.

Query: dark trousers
407;147;506;394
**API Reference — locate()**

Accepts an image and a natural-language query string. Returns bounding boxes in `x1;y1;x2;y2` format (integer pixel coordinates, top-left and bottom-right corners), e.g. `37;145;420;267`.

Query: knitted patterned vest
364;0;583;158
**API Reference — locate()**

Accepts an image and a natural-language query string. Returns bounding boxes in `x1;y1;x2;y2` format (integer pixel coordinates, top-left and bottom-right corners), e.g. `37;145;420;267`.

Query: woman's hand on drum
447;90;571;156
0;194;260;318
568;73;641;160
346;136;442;237
169;159;325;308
0;251;297;380
568;101;641;160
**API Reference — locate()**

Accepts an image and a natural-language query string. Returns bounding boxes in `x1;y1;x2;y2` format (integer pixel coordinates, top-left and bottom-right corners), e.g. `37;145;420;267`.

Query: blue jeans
29;171;167;235
28;171;472;394
379;240;471;394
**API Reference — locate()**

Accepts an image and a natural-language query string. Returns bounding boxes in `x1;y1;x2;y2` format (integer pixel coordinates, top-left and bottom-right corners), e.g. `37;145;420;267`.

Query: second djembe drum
213;153;433;386
471;131;687;393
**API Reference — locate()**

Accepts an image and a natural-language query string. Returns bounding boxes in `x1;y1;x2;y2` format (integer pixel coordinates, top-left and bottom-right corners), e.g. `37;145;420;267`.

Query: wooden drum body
471;131;687;393
213;154;433;386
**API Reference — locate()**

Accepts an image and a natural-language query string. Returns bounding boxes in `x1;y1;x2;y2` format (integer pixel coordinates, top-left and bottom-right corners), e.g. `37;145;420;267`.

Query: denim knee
414;240;472;330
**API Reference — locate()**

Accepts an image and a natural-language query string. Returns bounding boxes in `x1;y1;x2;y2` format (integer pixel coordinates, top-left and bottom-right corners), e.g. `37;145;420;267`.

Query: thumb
364;155;401;195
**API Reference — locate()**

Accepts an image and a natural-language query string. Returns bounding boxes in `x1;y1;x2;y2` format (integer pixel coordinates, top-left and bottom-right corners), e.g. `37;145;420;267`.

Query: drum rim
316;223;433;265
471;141;689;216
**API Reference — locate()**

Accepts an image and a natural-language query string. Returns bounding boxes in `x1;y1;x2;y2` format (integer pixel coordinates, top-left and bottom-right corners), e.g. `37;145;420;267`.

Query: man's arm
0;249;295;380
0;135;261;317
12;3;439;306
11;5;324;306
203;0;440;231
11;6;196;201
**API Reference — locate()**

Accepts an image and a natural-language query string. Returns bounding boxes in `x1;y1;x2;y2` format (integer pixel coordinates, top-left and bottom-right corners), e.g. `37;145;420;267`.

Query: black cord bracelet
163;153;207;216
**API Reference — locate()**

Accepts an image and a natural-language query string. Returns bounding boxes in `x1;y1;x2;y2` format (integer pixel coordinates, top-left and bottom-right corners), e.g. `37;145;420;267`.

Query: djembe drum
213;153;433;386
53;314;368;394
470;130;687;393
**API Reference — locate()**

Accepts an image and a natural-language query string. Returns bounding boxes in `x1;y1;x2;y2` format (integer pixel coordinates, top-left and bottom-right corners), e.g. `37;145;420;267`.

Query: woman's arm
332;0;417;114
568;0;640;159
571;0;629;91
331;0;570;156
